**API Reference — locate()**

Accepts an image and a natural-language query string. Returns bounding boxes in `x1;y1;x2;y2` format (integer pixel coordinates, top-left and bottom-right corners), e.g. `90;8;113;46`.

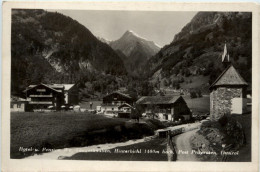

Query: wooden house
209;64;248;121
136;96;191;121
24;83;65;111
101;92;133;117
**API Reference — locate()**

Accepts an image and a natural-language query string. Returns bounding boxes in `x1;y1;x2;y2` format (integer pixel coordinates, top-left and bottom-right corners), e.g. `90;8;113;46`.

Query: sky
51;10;197;47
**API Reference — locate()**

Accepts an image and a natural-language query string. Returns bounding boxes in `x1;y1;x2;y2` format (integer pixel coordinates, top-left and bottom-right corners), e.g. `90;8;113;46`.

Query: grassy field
183;95;210;115
180;75;210;91
11;112;163;159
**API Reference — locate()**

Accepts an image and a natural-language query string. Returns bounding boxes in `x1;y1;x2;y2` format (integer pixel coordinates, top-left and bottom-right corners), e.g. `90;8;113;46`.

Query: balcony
101;103;120;107
29;95;53;97
29;101;53;104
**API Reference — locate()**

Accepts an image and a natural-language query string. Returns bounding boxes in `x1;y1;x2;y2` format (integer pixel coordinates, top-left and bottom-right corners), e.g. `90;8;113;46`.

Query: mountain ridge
147;12;252;93
11;9;127;96
110;30;160;76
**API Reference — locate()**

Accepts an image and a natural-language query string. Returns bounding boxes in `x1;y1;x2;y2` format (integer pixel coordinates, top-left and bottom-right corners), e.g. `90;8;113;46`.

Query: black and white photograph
2;1;259;172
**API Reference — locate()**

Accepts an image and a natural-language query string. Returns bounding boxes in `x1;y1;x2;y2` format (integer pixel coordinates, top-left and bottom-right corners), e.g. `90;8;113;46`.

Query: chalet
209;64;248;121
49;84;79;105
23;83;79;111
209;44;249;121
100;91;133;117
24;83;65;111
10;96;29;112
136;96;191;121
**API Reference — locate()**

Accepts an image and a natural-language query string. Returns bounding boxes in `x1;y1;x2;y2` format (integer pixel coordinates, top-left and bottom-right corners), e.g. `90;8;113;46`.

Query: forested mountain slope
11;9;127;95
147;12;252;92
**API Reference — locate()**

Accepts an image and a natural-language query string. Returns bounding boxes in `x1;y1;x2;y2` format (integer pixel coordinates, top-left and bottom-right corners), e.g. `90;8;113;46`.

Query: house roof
136;96;182;105
104;91;132;99
118;103;134;109
51;84;75;91
24;83;76;93
24;83;62;93
210;64;248;89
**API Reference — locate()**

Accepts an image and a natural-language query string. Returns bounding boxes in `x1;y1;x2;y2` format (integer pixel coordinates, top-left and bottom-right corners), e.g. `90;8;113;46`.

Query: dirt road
173;129;200;161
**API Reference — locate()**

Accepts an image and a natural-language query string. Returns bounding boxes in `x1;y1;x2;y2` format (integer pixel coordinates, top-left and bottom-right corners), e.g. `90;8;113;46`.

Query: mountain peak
120;30;161;48
111;30;161;56
109;30;161;75
122;30;144;40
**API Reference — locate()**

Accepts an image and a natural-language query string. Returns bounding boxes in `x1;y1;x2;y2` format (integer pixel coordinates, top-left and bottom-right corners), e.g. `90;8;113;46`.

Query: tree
127;87;138;102
197;90;202;97
190;91;197;99
139;81;155;96
163;80;168;87
147;104;159;119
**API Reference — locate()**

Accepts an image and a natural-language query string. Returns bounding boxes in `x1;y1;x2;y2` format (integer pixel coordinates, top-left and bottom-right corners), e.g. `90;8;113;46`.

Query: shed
10;96;29;112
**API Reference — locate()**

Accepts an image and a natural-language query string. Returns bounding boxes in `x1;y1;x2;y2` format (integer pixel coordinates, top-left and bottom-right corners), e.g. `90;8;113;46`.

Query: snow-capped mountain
110;30;161;76
110;30;160;57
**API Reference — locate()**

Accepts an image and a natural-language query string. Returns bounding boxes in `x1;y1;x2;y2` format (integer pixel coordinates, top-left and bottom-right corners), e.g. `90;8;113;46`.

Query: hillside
110;30;160;76
11;9;127;96
147;12;252;93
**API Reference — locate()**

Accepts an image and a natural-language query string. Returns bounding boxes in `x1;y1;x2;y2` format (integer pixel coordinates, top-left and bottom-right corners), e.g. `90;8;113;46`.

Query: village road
173;129;200;161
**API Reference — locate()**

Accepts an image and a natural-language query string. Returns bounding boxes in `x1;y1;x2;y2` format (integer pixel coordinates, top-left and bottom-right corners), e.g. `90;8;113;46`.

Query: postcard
1;1;259;171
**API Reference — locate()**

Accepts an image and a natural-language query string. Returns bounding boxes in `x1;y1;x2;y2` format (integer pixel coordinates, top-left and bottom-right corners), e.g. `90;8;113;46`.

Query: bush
190;91;197;98
225;119;245;147
201;120;214;129
218;113;228;126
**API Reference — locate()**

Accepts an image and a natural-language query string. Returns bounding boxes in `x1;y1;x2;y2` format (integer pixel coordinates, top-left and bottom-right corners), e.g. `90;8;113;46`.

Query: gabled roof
47;84;64;89
24;83;62;93
104;91;132;99
51;84;75;91
118;103;134;109
210;64;248;89
136;95;182;105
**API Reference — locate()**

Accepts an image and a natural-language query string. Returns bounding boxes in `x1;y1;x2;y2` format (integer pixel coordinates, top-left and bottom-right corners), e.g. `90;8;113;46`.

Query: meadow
11;112;162;159
183;95;210;115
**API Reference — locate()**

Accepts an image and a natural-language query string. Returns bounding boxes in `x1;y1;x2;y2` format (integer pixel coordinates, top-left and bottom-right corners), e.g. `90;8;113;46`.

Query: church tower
222;43;231;68
209;42;248;121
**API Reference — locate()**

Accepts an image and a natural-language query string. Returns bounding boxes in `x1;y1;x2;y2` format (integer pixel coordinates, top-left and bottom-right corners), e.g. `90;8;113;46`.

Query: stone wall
210;87;243;121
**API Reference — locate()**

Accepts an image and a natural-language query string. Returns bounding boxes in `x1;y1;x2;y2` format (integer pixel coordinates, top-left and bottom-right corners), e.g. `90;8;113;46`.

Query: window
112;108;114;111
17;103;21;108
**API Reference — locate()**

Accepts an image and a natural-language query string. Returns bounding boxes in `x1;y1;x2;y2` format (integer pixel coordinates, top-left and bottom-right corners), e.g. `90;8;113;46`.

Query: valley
11;10;252;100
10;9;253;163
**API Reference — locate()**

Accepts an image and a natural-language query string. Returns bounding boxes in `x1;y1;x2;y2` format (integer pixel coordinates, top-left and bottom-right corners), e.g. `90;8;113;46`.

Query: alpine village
11;10;252;162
